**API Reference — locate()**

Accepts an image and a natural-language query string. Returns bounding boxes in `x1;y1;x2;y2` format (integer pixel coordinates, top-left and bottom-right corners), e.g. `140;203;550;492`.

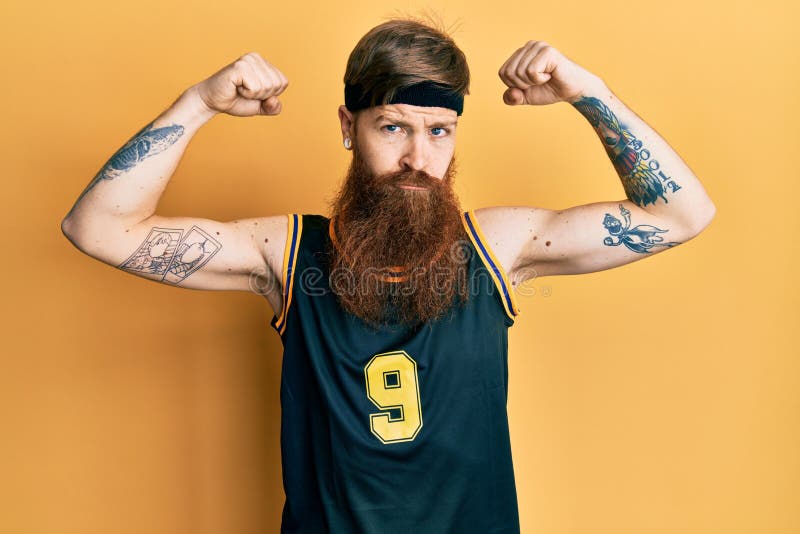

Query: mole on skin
545;241;551;246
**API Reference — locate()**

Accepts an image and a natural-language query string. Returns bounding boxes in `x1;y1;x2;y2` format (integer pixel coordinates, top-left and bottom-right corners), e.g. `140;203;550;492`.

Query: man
61;17;715;534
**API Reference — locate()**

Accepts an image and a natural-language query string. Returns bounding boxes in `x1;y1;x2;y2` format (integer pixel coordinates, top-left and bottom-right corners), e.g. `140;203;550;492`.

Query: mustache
373;169;444;190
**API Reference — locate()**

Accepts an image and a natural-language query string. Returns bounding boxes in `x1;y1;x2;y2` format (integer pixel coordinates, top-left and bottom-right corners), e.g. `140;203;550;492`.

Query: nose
399;134;428;173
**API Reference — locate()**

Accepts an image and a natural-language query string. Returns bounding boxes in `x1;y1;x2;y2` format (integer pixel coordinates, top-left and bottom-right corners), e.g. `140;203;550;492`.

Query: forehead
363;103;458;125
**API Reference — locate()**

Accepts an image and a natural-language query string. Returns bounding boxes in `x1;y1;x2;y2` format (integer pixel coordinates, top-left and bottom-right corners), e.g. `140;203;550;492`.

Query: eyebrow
374;114;457;128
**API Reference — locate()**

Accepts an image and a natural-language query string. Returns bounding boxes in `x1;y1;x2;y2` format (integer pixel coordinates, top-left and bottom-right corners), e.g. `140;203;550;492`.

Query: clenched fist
498;41;602;106
194;52;288;117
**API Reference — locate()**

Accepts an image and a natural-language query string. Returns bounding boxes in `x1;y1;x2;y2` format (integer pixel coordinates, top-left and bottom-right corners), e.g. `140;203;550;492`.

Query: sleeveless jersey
269;212;522;534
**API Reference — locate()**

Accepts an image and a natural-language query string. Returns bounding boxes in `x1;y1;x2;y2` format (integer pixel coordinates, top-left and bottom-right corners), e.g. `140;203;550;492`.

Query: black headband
344;80;464;116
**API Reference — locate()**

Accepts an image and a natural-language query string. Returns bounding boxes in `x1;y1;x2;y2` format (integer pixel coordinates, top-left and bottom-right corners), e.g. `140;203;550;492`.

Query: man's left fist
498;41;601;106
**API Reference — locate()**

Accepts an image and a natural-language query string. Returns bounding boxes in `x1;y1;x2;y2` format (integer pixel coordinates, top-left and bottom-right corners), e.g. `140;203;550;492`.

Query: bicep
68;213;287;294
474;201;697;281
517;200;693;278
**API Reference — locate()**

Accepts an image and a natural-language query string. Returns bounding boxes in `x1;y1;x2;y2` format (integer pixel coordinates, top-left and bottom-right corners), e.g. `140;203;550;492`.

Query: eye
382;124;401;133
431;127;450;137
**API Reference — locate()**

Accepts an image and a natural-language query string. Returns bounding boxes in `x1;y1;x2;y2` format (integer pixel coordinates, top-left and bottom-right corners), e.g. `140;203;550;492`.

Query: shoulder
468;206;550;277
256;213;330;273
253;209;321;250
247;215;288;279
249;213;328;314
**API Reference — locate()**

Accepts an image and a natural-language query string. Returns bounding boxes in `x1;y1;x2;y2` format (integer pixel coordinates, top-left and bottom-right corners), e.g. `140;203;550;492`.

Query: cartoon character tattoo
119;226;222;284
602;204;680;254
118;227;183;276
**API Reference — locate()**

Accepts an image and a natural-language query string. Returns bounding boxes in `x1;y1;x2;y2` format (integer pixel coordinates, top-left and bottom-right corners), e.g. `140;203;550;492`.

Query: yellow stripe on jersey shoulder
274;213;303;335
460;210;521;320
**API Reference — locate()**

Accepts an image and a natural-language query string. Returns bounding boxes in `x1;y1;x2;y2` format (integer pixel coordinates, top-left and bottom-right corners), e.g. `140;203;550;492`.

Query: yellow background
2;0;797;532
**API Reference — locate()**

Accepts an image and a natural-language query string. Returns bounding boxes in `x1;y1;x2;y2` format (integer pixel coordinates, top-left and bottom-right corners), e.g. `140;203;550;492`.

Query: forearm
569;80;716;233
62;84;217;235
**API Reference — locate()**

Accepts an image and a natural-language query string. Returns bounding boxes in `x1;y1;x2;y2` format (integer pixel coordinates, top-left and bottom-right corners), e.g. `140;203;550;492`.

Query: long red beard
327;142;470;328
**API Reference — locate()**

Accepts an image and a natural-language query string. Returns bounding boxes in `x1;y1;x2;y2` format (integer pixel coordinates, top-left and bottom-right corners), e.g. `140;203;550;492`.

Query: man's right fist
194;52;288;117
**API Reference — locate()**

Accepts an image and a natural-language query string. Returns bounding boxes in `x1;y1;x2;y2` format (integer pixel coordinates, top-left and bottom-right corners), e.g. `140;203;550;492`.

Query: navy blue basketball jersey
269;212;522;534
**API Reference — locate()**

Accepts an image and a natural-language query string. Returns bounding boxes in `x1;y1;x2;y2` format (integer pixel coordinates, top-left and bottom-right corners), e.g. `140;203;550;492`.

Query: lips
396;182;429;191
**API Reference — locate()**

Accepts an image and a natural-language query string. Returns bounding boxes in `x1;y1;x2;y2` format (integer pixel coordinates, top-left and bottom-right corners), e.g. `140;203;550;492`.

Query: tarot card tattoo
119;225;222;284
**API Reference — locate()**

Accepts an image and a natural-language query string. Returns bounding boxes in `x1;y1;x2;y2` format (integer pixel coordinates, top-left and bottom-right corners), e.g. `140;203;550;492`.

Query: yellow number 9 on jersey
364;350;423;444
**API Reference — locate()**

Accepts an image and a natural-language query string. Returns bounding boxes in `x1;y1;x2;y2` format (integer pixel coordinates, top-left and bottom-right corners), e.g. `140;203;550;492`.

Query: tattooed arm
61;53;291;315
479;41;716;281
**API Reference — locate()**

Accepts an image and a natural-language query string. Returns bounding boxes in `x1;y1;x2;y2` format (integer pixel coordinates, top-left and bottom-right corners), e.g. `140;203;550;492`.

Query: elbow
61;215;75;242
60;214;88;252
687;201;717;238
706;202;717;225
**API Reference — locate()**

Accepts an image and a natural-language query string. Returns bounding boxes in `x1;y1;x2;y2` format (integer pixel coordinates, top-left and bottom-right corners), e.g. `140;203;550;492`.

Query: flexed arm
476;41;715;282
61;53;292;314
